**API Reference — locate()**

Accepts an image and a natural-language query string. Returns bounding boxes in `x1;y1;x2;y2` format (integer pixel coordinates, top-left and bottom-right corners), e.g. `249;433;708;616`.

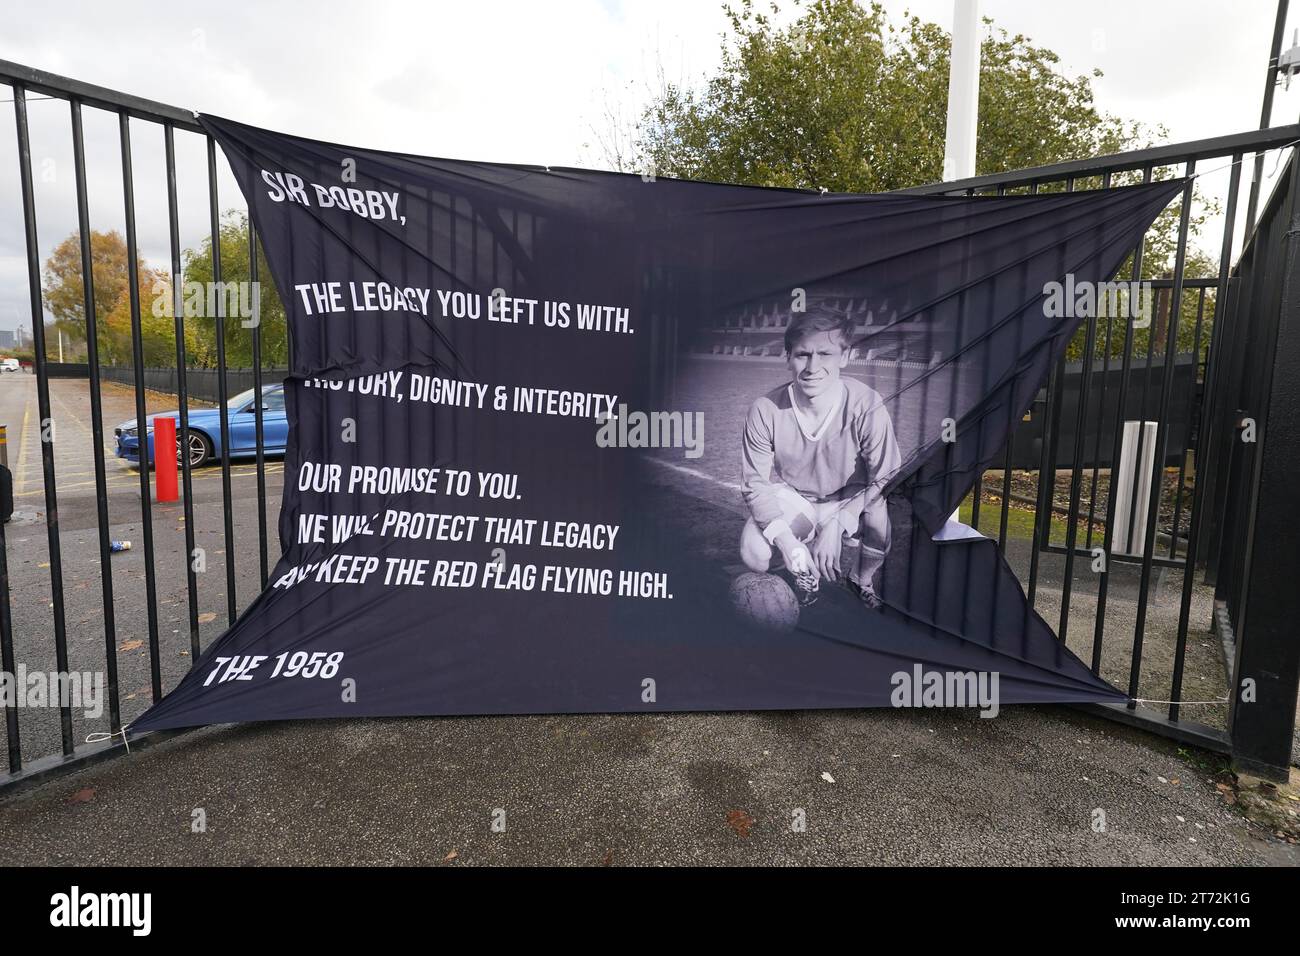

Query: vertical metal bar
994;183;1015;553
959;211;978;533
1170;154;1245;720
1024;183;1055;605
0;485;20;771
1084;171;1116;550
1128;161;1196;705
1084;310;1114;552
13;83;74;755
997;439;1013;551
1197;156;1247;574
1057;172;1111;644
1043;405;1069;658
1057;304;1098;644
931;187;973;631
1040;178;1077;556
165;124;201;664
1166;286;1206;560
70;99;121;732
1030;179;1075;604
1026;358;1059;606
249;222;268;588
1217;232;1268;618
207;136;237;624
119;113;162;703
1090;166;1152;673
1244;0;1289;236
966;184;993;534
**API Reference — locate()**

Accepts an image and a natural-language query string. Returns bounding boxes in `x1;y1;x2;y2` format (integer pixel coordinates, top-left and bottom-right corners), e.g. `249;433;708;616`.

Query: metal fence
1201;149;1300;777
100;366;290;405
1;57;1297;791
900;127;1300;777
1;58;279;789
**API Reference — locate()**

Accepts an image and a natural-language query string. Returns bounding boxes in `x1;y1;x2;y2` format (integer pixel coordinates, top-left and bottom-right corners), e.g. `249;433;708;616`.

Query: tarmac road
0;372;285;766
0;371;1293;867
0;372;286;528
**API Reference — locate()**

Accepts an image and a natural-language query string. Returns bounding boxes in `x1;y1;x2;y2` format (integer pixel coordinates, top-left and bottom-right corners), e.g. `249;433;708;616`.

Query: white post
945;0;981;531
943;0;981;183
1113;421;1160;557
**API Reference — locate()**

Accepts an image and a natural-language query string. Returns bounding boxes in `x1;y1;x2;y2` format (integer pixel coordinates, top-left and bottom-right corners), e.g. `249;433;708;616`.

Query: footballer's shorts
757;484;860;547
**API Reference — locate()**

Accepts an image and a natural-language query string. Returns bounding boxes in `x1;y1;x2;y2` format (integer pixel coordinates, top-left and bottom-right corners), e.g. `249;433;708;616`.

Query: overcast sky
1;0;1295;337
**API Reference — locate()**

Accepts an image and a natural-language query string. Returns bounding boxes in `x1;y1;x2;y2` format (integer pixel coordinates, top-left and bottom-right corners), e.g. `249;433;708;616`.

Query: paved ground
1;372;283;763
0;372;1294;866
1;704;1296;866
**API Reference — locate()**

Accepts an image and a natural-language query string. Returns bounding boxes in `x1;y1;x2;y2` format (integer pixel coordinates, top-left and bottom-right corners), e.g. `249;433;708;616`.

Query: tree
632;0;1155;192
38;228;223;369
42;229;131;363
181;210;289;368
624;0;1217;362
103;268;202;367
41;216;289;370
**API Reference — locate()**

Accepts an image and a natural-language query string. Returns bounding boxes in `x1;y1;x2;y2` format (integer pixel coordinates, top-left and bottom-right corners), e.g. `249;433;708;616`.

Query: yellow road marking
15;399;31;496
13;462;285;498
10;379;287;501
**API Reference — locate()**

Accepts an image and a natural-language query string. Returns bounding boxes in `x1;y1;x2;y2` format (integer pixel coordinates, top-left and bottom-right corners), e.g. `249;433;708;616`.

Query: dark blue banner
129;115;1183;733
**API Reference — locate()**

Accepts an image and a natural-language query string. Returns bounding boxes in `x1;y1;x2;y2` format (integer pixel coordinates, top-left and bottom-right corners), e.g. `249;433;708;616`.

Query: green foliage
1064;208;1220;364
104;268;200;366
41;229;134;364
628;0;1220;363
39;214;289;371
634;0;1157;192
181;210;289;368
40;228;184;365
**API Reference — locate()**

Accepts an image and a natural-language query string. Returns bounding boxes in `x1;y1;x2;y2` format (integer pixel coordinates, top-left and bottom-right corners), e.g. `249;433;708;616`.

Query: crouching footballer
739;308;901;609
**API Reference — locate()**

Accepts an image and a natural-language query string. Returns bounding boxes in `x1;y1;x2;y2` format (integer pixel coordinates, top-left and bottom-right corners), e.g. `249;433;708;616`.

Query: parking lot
0;372;284;765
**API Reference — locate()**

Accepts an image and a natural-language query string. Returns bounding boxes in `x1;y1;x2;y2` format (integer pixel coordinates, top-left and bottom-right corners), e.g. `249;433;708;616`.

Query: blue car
114;384;289;468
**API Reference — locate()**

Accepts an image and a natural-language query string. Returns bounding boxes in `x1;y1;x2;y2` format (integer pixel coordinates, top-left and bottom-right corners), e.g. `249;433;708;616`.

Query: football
730;571;800;632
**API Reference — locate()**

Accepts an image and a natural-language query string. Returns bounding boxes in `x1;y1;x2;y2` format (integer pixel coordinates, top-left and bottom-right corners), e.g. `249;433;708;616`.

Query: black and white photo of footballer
739;307;902;609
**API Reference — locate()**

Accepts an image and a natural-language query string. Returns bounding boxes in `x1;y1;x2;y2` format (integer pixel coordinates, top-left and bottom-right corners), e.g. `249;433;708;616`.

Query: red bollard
154;416;178;502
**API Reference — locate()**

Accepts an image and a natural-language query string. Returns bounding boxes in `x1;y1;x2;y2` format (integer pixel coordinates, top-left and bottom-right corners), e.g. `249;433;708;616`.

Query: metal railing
1206;147;1300;777
98;366;290;406
0;57;1296;790
903;126;1300;772
1;59;276;789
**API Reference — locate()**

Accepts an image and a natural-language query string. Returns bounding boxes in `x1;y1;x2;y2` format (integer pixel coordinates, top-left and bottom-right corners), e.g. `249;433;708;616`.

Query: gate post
1228;156;1300;782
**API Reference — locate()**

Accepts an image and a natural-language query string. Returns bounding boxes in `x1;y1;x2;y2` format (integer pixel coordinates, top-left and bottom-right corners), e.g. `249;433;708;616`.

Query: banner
129;115;1183;733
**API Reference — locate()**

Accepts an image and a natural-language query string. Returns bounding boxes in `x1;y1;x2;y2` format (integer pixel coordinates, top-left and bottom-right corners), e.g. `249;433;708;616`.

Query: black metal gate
899;128;1300;778
1;58;1297;793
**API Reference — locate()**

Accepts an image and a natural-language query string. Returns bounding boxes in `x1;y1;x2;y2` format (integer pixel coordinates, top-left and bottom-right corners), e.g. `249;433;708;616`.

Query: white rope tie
1130;695;1230;707
85;728;130;753
1184;136;1300;181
